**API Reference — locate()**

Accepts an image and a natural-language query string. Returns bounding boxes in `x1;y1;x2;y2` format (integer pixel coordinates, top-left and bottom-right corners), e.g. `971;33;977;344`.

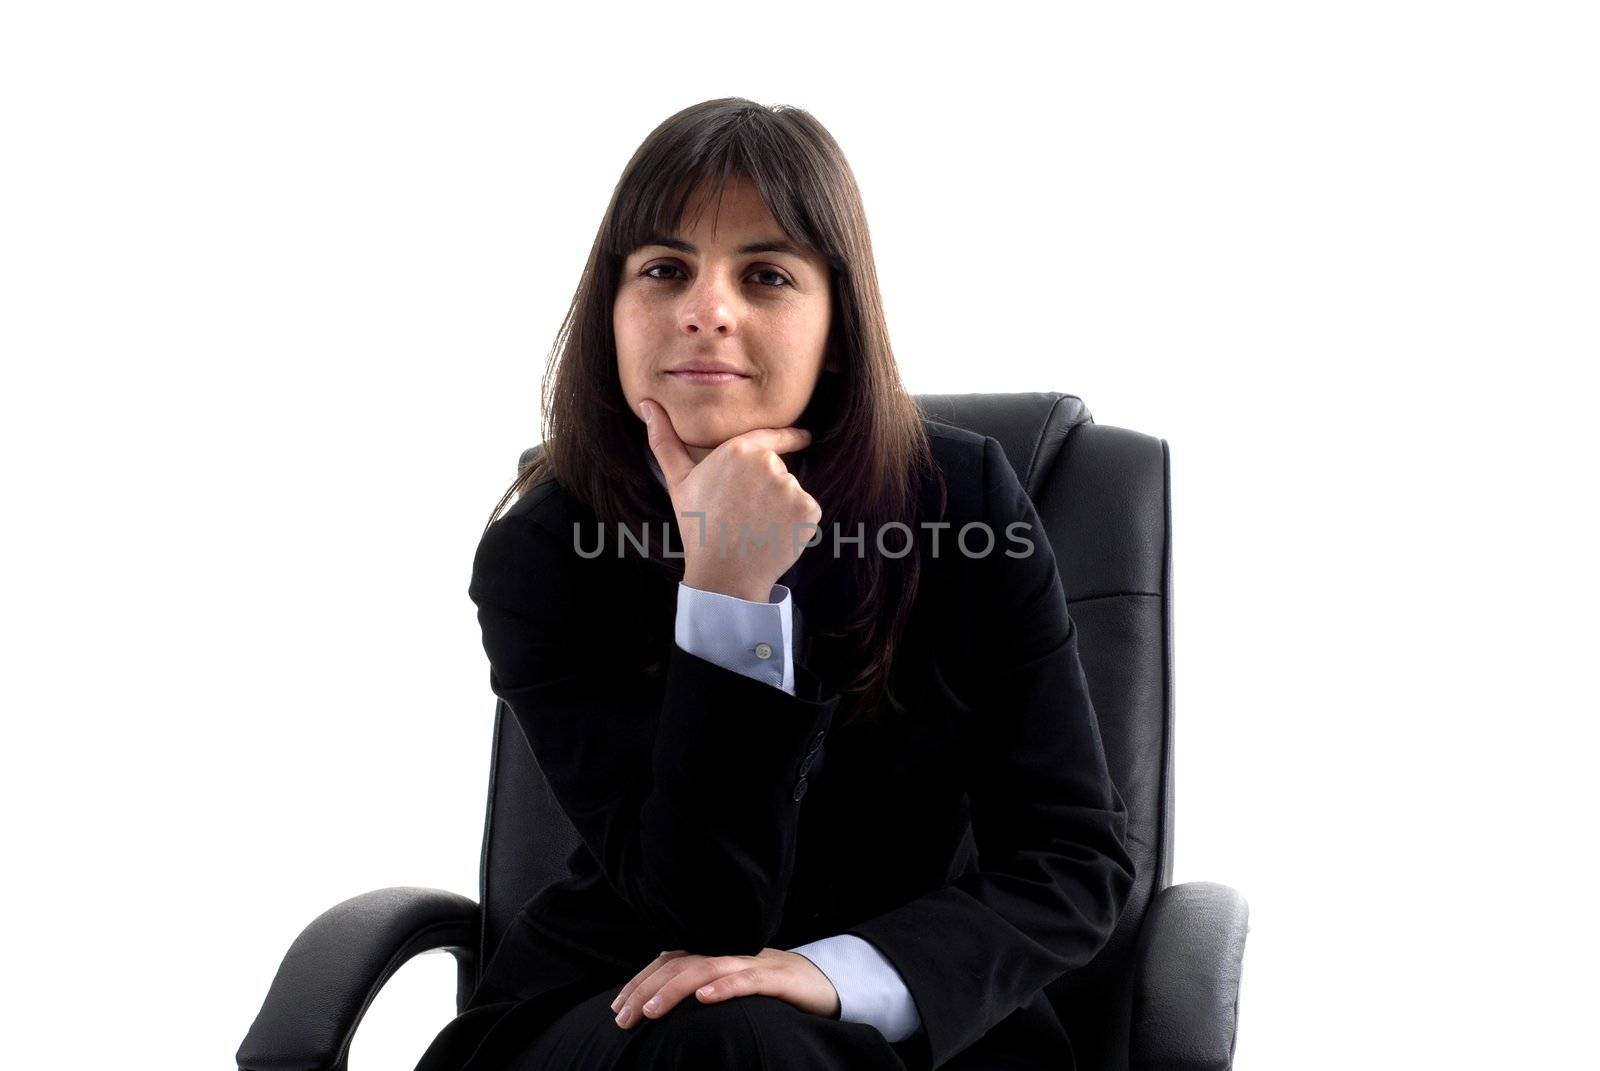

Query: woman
414;97;1135;1071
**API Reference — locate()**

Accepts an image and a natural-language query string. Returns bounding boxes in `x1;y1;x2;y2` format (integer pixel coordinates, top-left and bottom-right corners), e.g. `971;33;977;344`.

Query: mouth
664;370;750;385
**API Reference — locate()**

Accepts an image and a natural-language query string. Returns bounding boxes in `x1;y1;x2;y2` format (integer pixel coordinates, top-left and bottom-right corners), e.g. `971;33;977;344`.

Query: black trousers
412;983;910;1070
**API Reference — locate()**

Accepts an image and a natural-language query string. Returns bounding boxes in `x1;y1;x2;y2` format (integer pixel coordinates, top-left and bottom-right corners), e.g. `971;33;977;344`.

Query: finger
611;952;672;1014
616;955;709;1029
725;425;813;458
611;950;685;1014
614;949;687;1011
636;958;751;1024
694;966;774;1005
640;400;696;487
694;967;767;1003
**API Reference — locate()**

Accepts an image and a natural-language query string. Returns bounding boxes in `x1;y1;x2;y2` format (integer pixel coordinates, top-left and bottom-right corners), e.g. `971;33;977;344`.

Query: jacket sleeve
686;590;922;1038
842;435;1138;1069
468;509;840;956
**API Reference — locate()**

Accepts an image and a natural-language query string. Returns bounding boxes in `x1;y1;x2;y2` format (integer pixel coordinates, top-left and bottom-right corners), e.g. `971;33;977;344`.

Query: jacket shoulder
922;415;987;454
471;475;593;612
493;473;591;543
920;416;992;523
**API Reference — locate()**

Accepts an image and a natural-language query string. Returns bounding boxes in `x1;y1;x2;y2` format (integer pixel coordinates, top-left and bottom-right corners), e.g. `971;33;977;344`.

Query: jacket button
808;731;826;752
798;752;816;776
792;776;809;801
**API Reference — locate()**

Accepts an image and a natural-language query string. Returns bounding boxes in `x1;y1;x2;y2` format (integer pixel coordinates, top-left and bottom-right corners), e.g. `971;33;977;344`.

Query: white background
3;2;1595;1067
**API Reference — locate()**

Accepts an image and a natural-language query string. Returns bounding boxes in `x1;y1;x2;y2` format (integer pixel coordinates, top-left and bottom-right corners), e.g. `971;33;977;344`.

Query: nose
678;271;737;337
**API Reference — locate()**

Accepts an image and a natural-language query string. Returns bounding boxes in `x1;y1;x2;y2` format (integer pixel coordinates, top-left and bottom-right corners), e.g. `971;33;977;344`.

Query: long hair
485;97;943;729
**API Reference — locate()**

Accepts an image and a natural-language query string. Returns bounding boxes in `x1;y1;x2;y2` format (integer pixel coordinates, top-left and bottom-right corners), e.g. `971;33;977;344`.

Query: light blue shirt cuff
674;582;794;695
787;933;923;1042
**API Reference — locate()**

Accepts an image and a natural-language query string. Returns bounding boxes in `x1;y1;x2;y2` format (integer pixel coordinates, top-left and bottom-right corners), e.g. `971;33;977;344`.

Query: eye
639;262;793;288
750;267;793;288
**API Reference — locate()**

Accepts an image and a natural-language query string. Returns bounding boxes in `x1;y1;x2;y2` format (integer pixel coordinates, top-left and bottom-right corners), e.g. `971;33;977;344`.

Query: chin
684;414;753;447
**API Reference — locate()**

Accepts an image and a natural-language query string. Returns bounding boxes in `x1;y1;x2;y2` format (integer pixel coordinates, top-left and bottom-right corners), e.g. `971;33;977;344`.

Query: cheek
613;296;635;344
617;291;674;340
613;300;650;384
772;301;829;359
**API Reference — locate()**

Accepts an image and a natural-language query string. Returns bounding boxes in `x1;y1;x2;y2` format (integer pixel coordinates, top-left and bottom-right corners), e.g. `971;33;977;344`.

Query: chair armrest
236;885;479;1071
1129;880;1251;1071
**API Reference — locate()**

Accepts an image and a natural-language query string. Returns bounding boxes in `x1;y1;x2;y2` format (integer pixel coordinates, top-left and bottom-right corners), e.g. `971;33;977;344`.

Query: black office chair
237;392;1250;1071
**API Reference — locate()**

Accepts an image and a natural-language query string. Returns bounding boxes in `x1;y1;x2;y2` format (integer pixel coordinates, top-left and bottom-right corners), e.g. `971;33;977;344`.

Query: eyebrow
637;235;811;259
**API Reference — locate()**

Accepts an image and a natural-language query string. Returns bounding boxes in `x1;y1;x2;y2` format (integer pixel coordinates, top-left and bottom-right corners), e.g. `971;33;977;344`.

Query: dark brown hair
485;96;942;729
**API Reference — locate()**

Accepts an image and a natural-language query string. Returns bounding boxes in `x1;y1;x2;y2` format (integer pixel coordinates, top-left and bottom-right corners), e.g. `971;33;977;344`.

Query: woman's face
615;177;833;463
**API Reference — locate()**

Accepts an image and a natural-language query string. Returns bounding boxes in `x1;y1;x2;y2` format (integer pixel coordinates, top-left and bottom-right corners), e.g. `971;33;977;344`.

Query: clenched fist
639;398;822;602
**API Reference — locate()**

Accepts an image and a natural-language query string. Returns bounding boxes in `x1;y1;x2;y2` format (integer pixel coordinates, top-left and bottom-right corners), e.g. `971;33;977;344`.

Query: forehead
677;176;776;230
637;233;812;261
649;180;808;254
625;175;824;266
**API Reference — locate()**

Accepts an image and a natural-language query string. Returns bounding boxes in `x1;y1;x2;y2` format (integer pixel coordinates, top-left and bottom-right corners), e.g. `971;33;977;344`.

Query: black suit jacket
464;418;1136;1070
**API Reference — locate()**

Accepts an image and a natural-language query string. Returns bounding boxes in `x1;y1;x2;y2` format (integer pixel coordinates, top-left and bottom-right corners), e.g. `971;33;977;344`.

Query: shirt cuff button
754;642;774;659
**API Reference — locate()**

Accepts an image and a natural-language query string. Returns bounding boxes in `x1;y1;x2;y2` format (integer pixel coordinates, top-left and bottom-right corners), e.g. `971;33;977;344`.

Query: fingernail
697;985;714;997
640;402;653;423
643;996;660;1013
615;1006;631;1028
609;996;620;1013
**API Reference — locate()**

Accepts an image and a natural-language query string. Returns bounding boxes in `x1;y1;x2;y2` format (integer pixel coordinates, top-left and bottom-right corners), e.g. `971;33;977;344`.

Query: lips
666;369;748;385
666;364;751;376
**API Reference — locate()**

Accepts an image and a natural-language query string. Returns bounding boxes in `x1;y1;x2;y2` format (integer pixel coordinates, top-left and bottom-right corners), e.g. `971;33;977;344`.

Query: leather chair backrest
476;392;1174;1071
